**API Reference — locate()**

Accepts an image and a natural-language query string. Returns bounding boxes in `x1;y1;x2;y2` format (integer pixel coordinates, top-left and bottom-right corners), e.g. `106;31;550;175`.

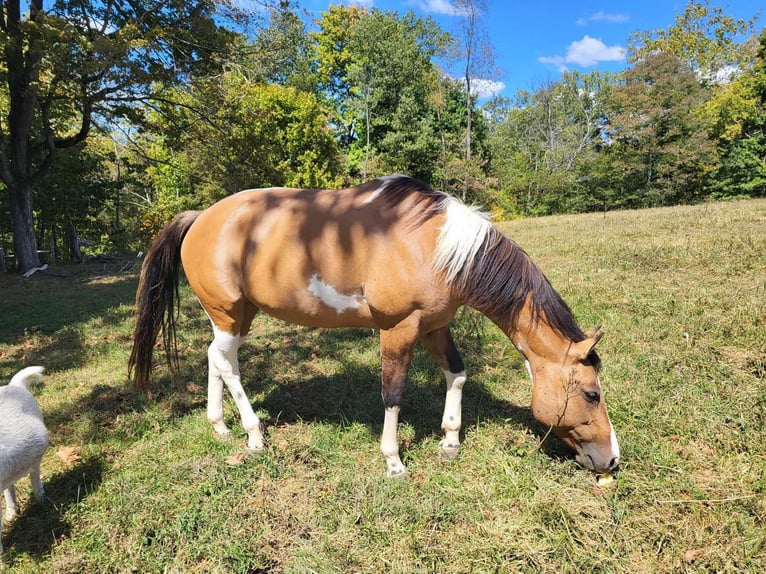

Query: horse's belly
246;273;379;328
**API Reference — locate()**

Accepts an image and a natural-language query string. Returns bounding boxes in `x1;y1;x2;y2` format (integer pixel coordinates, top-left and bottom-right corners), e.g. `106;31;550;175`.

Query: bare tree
453;0;498;200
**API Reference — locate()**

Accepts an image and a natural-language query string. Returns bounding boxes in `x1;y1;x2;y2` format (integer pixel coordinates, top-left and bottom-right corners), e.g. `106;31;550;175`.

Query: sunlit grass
0;198;764;572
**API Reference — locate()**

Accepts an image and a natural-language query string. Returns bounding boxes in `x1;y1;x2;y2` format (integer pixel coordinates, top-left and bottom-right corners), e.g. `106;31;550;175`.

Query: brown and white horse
129;175;620;477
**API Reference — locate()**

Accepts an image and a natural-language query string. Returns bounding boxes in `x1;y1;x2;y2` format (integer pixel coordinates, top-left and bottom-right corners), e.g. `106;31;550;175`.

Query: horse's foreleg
379;317;420;478
422;327;466;458
209;329;264;453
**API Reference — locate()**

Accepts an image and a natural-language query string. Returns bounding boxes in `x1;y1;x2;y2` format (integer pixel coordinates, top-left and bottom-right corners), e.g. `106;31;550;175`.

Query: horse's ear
570;326;603;361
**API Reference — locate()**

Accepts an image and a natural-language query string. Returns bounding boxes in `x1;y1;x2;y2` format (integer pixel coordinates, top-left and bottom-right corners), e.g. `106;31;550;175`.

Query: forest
0;0;764;273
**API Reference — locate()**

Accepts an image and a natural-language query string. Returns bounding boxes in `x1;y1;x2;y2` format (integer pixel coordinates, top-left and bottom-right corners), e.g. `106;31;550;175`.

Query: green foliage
4;0;764;265
606;52;717;207
485;71;611;215
705;29;766;198
153;75;342;200
314;6;455;183
627;0;758;79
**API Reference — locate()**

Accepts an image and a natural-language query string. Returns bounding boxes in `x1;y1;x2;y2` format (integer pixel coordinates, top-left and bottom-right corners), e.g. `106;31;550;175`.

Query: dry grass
0;199;764;572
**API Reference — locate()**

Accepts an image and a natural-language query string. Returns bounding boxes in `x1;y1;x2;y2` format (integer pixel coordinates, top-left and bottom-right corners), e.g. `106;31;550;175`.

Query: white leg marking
3;486;18;521
210;328;265;452
440;370;466;455
207;342;230;437
381;406;406;478
30;466;44;501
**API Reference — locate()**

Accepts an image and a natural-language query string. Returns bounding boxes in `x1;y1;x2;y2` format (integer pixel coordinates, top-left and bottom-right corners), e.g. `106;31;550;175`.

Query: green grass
0;199;764;573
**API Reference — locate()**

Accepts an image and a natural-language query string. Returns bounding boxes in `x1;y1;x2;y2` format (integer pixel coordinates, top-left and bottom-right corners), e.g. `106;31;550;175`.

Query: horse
129;175;620;478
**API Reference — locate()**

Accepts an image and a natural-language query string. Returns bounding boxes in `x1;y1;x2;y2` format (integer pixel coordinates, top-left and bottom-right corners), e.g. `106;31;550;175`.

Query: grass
0;198;764;573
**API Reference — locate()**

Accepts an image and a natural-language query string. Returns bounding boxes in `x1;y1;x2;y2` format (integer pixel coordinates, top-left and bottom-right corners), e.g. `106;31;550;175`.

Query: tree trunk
8;181;41;272
2;0;44;274
68;219;82;263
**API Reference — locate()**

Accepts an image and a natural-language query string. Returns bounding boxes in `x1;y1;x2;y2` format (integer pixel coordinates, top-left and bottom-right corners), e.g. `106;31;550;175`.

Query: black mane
463;229;597;358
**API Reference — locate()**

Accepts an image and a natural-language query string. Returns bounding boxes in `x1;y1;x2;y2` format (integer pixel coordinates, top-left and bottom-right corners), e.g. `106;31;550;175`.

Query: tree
606;52;716;206
705;30;766;197
628;0;758;82
486;71;611;215
312;4;365;148
452;0;498;200
145;72;342;207
347;10;450;181
0;0;274;273
246;8;317;92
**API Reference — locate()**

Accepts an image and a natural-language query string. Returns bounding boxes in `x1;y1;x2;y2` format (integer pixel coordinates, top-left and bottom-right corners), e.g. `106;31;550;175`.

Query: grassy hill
1;198;764;573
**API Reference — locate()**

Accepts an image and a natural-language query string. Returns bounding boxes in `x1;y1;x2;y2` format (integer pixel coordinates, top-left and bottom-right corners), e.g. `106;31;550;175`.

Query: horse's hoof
387;467;408;479
245;445;265;455
439;440;460;460
213;429;232;442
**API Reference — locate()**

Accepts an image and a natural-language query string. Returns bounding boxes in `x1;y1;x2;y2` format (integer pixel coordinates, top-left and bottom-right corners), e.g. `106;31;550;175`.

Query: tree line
0;0;763;273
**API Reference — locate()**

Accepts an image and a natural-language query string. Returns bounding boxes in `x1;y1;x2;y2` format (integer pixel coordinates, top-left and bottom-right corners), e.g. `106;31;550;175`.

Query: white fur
524;360;534;387
432;196;493;286
0;366;48;555
307;273;364;314
363;174;408;204
440;370;466;453
207;327;264;452
381;406;405;477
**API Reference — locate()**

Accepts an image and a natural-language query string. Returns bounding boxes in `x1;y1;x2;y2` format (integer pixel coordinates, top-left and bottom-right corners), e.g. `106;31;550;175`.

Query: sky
299;0;764;100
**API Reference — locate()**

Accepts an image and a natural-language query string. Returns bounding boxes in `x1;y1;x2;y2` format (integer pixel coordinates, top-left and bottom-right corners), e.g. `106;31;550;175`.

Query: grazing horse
129;175;620;477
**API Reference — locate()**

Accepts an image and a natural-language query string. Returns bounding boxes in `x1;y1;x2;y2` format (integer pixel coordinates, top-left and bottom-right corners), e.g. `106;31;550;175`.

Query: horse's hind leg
206;303;264;453
422;326;466;458
3;485;18;520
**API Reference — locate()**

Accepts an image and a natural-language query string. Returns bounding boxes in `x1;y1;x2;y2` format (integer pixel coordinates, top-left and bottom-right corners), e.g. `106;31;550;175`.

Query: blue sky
300;0;763;99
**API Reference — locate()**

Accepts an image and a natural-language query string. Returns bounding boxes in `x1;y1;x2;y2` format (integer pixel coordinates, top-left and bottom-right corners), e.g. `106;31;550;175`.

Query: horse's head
527;327;620;474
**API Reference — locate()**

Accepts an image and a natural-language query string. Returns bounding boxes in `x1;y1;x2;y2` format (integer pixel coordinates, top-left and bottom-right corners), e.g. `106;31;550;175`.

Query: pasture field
0;198;764;573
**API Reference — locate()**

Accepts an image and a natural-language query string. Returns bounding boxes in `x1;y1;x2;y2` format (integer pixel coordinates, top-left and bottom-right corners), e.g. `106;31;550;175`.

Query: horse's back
180;182;455;332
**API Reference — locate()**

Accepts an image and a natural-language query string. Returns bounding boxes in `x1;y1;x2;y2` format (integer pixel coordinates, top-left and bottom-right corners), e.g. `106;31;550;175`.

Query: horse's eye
583;390;600;404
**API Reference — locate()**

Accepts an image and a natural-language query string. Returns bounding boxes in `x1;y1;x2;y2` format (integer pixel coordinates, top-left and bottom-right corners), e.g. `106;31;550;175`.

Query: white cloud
471;78;506;99
408;0;462;16
343;0;375;7
538;55;568;73
539;35;625;70
577;11;629;25
566;36;625;66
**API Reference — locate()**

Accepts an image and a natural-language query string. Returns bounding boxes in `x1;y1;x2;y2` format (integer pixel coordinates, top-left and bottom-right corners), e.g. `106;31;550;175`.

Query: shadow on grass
3;456;106;563
3;269;577;485
186;319;580;467
0;268;138;347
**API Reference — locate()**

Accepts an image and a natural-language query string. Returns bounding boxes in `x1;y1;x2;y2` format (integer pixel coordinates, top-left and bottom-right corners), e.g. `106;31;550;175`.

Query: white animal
0;366;48;555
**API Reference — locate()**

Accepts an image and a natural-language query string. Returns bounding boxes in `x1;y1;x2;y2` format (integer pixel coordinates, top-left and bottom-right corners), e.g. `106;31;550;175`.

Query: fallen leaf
683;549;705;564
225;453;246;466
57;446;82;467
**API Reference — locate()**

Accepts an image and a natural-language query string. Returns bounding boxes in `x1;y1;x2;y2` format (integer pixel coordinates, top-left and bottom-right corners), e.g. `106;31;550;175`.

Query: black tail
128;211;201;388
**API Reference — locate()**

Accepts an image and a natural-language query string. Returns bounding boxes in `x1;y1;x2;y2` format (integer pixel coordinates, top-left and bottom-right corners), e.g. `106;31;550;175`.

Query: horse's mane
460;227;587;341
357;175;444;228
365;175;592;352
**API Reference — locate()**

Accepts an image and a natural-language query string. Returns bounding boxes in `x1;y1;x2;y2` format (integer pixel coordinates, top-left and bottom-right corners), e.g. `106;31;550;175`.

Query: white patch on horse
433;196;493;286
308;273;363;313
363;174;408;204
524;359;534;387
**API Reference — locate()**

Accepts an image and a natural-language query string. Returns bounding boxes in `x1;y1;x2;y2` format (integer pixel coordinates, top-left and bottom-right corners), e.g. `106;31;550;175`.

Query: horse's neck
501;297;571;367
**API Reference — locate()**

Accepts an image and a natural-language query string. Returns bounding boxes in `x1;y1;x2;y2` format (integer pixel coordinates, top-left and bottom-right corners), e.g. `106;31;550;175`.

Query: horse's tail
128;211;202;389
